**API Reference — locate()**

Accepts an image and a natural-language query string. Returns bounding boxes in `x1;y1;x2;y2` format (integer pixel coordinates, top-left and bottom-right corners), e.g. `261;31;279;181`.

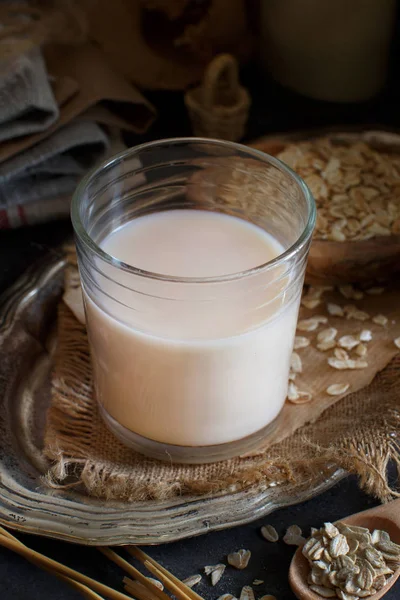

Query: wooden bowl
249;130;400;284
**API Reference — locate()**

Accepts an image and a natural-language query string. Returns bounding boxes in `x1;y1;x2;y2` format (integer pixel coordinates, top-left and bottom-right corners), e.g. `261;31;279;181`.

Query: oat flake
293;336;310;349
338;335;359;350
277;139;400;242
373;314;388;326
334;348;349;361
261;524;279;542
239;586;255;600
182;575;202;588
326;383;350;396
317;327;338;343
327;303;344;317
290;352;303;373
359;329;372;342
227;549;251;570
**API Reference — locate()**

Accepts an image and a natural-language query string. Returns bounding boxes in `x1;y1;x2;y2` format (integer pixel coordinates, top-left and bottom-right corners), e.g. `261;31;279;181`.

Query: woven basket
185;54;250;141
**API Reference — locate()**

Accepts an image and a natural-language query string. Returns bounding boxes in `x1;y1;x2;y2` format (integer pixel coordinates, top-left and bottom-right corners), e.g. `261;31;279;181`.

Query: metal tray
0;256;346;545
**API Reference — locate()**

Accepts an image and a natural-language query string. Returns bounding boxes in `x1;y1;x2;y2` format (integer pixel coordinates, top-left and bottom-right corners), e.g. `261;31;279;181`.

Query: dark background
1;11;400;599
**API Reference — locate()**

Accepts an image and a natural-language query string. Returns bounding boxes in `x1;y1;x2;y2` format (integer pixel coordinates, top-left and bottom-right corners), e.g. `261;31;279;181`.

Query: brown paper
43;255;400;502
0;42;156;164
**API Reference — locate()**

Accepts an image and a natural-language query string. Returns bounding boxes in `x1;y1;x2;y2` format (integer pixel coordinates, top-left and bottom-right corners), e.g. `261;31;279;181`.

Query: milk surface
83;210;299;446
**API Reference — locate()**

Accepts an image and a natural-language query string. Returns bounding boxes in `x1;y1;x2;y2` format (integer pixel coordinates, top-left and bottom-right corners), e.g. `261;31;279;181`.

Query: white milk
83;210;300;447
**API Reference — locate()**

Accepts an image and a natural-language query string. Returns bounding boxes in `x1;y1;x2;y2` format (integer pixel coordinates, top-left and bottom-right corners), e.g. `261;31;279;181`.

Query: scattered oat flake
395;337;400;349
327;303;344;317
334;347;349;361
373;314;388;326
330;534;350;558
259;596;276;600
288;388;313;404
328;357;367;370
261;524;279;542
227;549;251;570
326;383;350;396
317;340;336;352
318;285;334;293
360;329;372;342
204;564;225;585
338;335;359;350
324;523;340;538
293;336;310;349
315;315;329;324
182;575;202;588
290;352;302;373
317;327;338;343
357;565;374;590
366;287;385;295
305;286;324;298
252;580;264;585
217;595;236;600
355;342;367;357
284;525;305;546
371;529;388;545
338;285;356;299
302;519;400;598
347;308;370;321
301;297;321;309
297;316;328;331
147;578;164;590
297;318;321;331
239;586;255;600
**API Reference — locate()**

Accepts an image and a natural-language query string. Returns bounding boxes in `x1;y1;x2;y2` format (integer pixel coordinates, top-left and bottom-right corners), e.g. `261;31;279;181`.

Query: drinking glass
71;138;316;463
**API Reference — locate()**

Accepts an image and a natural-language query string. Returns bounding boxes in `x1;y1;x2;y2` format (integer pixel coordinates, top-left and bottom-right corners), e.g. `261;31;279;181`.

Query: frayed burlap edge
44;301;400;503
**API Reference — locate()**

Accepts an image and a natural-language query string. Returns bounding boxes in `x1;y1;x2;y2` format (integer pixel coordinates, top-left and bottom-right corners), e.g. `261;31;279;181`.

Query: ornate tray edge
0;256;347;545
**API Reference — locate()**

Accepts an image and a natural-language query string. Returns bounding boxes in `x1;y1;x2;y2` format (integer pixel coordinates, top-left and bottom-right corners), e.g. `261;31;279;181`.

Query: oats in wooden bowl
255;132;400;284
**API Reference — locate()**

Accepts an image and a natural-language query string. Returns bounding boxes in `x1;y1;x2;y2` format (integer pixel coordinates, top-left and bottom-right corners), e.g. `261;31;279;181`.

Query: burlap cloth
44;257;400;502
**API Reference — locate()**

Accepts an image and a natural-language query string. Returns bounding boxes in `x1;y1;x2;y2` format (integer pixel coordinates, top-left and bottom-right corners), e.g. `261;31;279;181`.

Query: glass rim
71;137;316;284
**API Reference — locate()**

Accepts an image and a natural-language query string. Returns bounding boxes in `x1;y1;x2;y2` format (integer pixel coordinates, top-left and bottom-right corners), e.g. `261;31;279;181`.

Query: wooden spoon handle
345;498;400;528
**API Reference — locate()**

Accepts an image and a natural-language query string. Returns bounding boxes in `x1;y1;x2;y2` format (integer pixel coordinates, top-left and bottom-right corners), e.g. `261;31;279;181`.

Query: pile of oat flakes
302;522;400;599
277;139;400;242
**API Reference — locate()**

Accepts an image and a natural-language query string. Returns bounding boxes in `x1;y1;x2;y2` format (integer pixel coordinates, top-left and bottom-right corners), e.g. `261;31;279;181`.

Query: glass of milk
71;138;316;463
